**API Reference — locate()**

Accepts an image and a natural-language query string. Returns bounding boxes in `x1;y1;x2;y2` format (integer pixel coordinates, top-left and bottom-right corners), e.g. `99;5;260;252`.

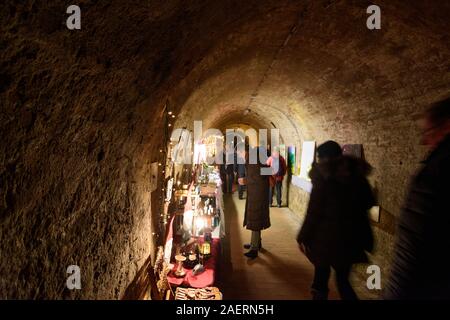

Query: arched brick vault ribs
0;0;449;299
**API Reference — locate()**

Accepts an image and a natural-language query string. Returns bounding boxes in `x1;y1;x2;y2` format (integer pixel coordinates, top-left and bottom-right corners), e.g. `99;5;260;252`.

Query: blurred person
236;143;247;200
384;97;450;300
297;141;375;300
267;147;287;207
224;144;235;193
242;146;271;259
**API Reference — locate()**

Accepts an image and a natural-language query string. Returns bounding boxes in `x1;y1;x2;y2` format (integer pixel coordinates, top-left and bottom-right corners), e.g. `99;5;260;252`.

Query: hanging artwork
287;146;296;175
299;141;316;180
342;144;363;159
166;178;174;201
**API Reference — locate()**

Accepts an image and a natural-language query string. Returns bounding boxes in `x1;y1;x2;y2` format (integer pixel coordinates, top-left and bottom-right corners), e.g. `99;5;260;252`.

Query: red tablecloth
167;238;220;288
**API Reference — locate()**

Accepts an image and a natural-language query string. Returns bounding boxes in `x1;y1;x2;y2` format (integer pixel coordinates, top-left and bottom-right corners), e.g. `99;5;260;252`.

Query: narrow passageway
1;1;449;300
217;191;377;300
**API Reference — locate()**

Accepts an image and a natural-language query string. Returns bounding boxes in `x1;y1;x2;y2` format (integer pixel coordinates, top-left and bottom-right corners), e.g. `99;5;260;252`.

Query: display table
167;238;220;288
164;168;225;291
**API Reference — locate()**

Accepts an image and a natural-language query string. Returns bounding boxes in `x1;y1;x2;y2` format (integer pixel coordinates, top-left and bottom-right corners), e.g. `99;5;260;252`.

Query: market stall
161;163;225;300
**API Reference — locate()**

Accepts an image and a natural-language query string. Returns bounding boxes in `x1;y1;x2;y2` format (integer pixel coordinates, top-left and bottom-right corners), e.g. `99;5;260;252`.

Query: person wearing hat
297;140;375;300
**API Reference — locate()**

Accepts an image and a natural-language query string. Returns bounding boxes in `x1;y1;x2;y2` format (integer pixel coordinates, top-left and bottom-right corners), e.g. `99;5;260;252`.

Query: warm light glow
202;242;211;255
195;217;205;230
168;111;173;115
193;143;207;164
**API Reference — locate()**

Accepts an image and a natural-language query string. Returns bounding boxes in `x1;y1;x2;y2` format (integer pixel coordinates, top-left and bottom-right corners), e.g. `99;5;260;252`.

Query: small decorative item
204;230;212;243
185;252;198;269
166;178;174;201
174;254;186;277
175;287;222;300
201;242;211;256
192;263;205;275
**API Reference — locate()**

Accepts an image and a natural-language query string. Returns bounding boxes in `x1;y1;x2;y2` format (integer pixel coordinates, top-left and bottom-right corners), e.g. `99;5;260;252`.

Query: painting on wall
299;141;316;180
342;144;363;159
287;146;296;175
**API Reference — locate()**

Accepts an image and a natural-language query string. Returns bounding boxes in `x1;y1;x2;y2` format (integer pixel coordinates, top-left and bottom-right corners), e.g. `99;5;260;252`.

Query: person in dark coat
384;97;450;300
224;144;235;194
297;141;375;300
236;143;247;200
242;146;271;259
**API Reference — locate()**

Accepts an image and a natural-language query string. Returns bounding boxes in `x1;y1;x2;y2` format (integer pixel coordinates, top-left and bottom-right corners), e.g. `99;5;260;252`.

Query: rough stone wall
287;185;309;221
0;0;266;299
0;1;162;298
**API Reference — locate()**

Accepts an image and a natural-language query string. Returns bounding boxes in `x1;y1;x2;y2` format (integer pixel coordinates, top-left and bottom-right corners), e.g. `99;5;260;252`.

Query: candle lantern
201;242;211;256
174;254;187;277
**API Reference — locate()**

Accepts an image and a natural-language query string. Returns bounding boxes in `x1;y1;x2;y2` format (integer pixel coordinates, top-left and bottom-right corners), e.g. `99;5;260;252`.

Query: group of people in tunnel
220;144;287;207
226;97;450;300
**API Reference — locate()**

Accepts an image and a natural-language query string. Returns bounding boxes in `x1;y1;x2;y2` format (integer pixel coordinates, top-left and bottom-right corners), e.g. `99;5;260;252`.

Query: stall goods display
175;287;223;300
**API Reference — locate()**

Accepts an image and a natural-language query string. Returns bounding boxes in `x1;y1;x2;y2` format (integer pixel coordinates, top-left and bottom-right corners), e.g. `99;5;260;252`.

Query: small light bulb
168;111;173;115
168;123;172;127
171;114;175;118
158;163;162;166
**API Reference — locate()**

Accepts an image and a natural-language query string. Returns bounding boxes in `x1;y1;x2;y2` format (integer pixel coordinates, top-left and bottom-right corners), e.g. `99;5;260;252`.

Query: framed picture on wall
287;146;296;175
299;141;316;180
343;144;363;159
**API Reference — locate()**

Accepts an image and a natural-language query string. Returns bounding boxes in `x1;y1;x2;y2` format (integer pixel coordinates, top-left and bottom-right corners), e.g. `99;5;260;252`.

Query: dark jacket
225;151;235;174
297;155;375;267
384;135;450;300
268;155;287;185
243;148;270;231
236;155;246;178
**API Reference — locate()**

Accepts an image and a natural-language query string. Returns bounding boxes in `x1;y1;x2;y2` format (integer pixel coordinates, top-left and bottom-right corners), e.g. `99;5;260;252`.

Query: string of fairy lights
155;102;177;244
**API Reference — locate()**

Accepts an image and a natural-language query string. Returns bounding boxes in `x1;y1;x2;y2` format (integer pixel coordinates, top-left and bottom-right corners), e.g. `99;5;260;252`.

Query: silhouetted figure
384;97;450;300
236;143;247;200
297;141;375;300
267;147;287;207
225;144;235;194
242;146;271;259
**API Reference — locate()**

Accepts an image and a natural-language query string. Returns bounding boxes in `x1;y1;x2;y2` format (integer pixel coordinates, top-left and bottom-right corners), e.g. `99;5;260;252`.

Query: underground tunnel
0;0;449;302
